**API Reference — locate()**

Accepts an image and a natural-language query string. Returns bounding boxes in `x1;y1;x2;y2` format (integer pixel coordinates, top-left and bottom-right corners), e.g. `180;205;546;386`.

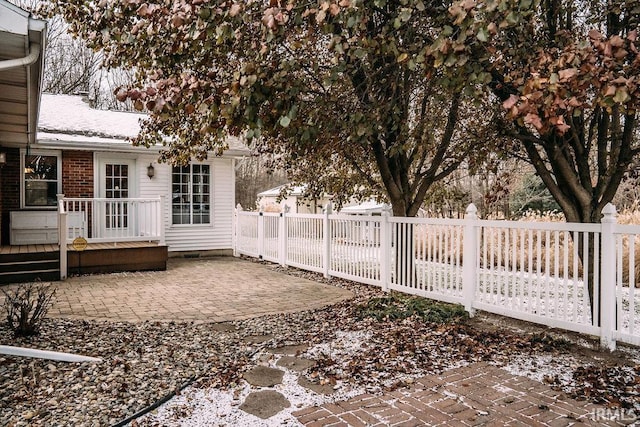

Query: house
0;1;247;283
257;184;331;214
36;93;247;253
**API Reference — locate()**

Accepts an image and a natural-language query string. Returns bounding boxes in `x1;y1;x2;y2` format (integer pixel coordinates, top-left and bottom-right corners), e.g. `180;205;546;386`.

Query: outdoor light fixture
147;163;155;179
0;152;6;167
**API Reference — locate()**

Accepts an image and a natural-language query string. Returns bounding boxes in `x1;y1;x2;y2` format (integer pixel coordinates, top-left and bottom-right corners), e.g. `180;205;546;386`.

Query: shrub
1;283;56;337
528;332;571;351
356;293;468;324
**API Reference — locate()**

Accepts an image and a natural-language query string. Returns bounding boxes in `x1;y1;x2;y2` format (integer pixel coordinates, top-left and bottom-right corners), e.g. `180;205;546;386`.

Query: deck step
0;259;59;273
0;270;60;284
0;251;60;284
0;251;59;264
0;258;60;273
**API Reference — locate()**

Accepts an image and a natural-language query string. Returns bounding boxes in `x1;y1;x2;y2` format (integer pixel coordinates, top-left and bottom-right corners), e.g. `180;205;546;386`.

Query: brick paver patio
29;257;353;322
294;362;631;426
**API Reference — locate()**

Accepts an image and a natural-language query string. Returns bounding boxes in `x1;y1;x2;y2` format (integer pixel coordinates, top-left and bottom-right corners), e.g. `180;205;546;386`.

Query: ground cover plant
356;292;468;323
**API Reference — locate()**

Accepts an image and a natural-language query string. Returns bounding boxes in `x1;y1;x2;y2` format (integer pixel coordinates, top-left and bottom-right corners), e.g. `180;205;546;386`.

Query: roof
36;93;249;156
39;93;142;139
257;184;309;198
340;200;387;214
0;0;47;146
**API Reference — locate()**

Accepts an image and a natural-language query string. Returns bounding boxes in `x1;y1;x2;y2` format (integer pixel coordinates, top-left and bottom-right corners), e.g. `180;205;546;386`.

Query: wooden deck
66;241;160;251
0;244;59;254
67;241;167;275
0;241;159;254
0;242;167;283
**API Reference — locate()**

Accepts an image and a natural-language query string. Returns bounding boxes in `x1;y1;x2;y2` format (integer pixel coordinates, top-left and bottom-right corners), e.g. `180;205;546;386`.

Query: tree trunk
395;222;416;288
389;198;417;288
575;230;598;326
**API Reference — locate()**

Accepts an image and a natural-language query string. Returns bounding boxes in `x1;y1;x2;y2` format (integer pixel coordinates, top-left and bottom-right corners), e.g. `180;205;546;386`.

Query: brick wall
0;150;95;245
62;151;94;238
62;151;94;197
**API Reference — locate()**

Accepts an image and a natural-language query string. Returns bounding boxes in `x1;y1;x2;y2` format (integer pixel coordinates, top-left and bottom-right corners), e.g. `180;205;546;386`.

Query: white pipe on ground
0;42;41;71
0;345;102;363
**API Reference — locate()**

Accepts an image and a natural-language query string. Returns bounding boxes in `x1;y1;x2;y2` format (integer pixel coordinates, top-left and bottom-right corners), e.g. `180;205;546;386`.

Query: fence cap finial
465;203;478;217
324;202;333;214
602;203;617;221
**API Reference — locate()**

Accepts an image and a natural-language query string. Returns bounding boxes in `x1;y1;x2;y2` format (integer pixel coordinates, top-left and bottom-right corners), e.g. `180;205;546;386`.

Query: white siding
137;155;235;252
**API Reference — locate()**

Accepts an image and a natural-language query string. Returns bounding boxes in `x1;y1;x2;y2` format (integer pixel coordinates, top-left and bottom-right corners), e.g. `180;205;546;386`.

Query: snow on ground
502;353;582;385
135;328;598;427
303;329;372;361
136;331;370;426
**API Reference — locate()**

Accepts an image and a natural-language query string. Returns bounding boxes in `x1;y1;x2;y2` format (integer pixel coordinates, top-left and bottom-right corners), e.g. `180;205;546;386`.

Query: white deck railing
57;195;166;279
59;196;165;244
235;203;640;351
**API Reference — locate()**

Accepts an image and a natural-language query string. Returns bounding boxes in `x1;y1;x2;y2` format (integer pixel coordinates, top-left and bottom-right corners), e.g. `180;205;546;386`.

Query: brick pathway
7;257;353;322
294;363;631;426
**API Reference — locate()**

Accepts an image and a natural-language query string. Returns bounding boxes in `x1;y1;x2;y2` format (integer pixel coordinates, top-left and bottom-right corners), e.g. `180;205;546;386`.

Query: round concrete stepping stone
239;390;291;419
208;322;236;332
276;356;316;372
298;376;336;395
243;366;284;387
267;344;309;355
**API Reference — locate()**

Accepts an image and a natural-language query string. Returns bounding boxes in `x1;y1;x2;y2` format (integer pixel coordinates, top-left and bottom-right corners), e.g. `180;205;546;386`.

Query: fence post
600;203;617;351
463;203;478;317
56;194;64;236
278;208;287;267
380;205;391;292
233;204;242;257
158;195;166;246
323;202;333;278
258;208;265;259
57;196;68;280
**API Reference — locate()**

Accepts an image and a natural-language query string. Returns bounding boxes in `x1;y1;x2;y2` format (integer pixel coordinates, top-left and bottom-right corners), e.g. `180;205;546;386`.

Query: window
172;164;210;225
22;151;61;208
105;163;129;229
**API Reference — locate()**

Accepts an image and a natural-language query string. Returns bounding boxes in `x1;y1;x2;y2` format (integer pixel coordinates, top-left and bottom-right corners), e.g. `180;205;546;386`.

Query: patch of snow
339;200;386;215
502;353;580;386
303;329;372;362
37;93;248;154
618;345;640;365
39;93;145;139
257;184;310;198
493;384;519;395
38;131;133;146
136;332;371;427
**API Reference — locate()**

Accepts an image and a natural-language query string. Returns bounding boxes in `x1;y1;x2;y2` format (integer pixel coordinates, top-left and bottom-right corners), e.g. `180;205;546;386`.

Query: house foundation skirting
68;244;168;275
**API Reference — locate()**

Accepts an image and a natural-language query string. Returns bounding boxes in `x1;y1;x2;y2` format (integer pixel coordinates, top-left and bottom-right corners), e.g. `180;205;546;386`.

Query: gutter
0;42;41;71
35;134;250;158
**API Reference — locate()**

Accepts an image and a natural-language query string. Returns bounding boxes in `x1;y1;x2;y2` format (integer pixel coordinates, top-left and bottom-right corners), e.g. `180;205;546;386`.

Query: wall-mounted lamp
147;163;155;179
0;152;6;168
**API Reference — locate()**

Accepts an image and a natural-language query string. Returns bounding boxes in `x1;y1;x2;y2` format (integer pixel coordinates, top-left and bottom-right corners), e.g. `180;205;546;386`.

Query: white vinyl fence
234;203;640;350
